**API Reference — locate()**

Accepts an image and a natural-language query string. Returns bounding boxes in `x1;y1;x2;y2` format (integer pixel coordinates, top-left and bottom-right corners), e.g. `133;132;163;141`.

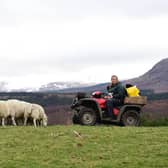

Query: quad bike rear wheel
121;110;140;126
78;107;97;126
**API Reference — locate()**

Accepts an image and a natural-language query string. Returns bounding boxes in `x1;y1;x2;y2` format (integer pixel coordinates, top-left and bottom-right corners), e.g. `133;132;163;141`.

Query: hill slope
0;126;168;168
59;58;168;93
125;58;168;93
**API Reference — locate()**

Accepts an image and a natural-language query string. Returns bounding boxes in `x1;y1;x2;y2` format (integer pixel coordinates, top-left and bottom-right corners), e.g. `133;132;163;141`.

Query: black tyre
78;107;97;126
72;114;79;124
121;110;140;126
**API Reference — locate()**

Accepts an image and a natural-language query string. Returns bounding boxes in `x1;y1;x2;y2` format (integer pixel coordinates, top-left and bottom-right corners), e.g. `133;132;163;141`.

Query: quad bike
71;91;147;126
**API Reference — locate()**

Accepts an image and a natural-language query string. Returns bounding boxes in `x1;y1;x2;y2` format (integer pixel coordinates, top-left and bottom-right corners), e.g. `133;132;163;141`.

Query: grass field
0;126;168;168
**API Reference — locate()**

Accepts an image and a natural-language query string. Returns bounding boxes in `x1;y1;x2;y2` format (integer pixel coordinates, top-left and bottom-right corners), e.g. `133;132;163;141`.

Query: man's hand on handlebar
104;95;113;99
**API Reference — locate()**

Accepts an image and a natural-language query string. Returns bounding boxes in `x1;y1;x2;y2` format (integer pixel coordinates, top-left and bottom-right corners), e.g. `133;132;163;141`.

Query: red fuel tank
94;98;106;109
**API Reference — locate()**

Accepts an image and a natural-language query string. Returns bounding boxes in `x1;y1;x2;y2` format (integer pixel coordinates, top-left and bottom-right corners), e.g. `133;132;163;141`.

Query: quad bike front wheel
78;107;97;126
121;110;140;126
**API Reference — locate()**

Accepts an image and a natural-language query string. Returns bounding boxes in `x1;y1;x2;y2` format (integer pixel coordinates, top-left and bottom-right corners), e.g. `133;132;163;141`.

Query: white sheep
7;99;32;126
0;100;10;126
31;104;48;127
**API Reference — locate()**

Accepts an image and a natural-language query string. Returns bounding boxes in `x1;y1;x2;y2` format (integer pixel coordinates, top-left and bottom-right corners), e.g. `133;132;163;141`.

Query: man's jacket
107;82;126;101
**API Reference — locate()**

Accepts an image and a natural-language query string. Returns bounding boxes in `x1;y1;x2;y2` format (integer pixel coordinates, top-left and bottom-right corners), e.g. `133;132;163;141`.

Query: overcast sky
0;0;168;89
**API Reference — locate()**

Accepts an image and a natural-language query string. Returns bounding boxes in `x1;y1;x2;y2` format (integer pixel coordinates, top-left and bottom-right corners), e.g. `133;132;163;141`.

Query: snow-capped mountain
8;87;39;92
38;82;94;92
0;81;95;92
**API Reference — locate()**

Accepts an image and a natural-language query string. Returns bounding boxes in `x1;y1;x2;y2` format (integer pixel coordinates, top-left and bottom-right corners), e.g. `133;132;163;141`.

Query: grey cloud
0;49;166;77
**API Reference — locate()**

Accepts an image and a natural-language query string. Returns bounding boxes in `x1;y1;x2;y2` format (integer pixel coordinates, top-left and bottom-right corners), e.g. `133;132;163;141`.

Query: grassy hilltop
0;126;168;168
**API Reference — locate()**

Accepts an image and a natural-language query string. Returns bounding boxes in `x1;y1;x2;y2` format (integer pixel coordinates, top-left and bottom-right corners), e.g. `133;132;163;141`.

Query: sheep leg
24;117;28;126
36;120;39;127
11;116;17;126
33;118;37;127
40;120;43;126
37;120;40;127
2;118;5;127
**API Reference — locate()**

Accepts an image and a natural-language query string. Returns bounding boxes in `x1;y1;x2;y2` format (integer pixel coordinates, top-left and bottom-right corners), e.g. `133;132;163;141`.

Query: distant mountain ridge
0;58;167;93
58;58;168;93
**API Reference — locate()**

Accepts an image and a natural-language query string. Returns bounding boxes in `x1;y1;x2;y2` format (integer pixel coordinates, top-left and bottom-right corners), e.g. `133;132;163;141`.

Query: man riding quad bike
71;75;147;126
